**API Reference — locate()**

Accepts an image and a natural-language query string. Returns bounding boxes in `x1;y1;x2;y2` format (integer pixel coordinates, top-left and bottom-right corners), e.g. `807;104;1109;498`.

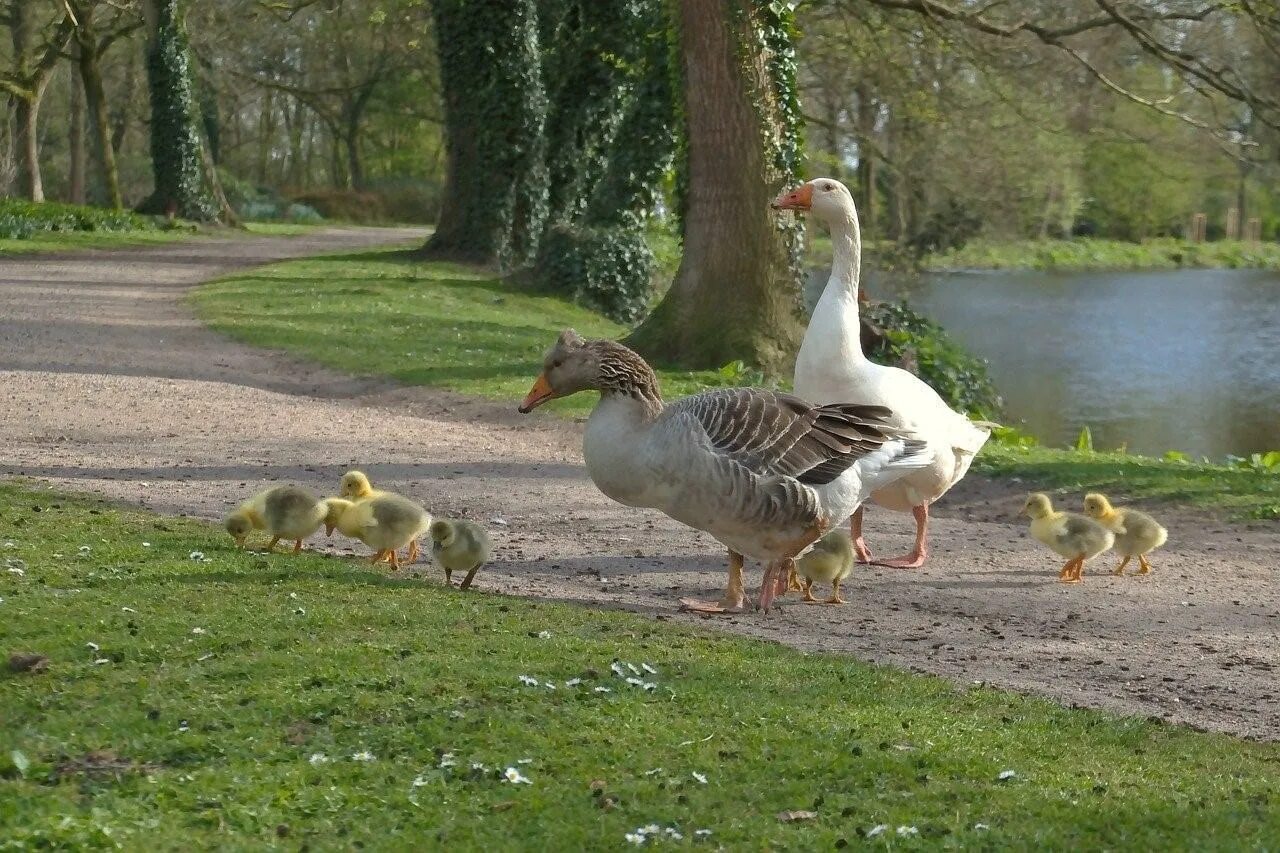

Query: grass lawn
0;228;200;255
195;246;1280;517
194;248;732;418
0;222;323;256
3;480;1279;848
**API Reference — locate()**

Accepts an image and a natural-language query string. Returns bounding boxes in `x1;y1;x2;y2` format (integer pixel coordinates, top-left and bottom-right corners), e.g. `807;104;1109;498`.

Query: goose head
772;178;855;223
1020;492;1054;519
1082;492;1115;519
519;329;661;413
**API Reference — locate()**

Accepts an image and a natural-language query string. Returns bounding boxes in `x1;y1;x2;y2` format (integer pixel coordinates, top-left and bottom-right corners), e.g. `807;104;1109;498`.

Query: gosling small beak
771;183;813;211
518;372;556;413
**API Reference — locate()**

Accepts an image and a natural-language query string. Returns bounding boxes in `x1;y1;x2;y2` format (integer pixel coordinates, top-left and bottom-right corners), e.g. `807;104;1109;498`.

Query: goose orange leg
262;536;281;553
680;550;747;614
849;507;873;564
872;504;929;569
1112;555;1132;576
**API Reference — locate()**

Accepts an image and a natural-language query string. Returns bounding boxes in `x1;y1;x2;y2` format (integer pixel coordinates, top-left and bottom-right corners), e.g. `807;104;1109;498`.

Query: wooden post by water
1226;206;1240;240
1190;212;1207;242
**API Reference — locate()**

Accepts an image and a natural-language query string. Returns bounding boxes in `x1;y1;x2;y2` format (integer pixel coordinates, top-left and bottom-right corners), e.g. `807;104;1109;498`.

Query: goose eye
823;183;836;192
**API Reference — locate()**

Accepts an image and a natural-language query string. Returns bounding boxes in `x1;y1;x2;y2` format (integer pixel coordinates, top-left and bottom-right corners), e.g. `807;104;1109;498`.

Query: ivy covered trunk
138;0;217;221
530;0;674;323
626;0;803;372
424;0;547;269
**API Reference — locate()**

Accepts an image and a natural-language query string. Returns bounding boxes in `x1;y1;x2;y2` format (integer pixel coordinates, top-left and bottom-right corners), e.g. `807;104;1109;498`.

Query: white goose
773;178;992;568
518;330;932;612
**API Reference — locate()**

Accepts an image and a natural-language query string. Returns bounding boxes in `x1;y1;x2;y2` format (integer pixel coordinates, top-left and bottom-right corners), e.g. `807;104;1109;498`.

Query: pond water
845;267;1280;459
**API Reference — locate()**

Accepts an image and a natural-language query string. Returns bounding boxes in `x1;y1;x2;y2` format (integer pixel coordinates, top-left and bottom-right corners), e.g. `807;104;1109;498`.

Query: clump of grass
924;238;1280;272
3;479;1279;847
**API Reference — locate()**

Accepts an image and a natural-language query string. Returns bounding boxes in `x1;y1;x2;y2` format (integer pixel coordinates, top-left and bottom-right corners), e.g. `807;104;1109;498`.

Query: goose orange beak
771;183;812;211
519;373;556;413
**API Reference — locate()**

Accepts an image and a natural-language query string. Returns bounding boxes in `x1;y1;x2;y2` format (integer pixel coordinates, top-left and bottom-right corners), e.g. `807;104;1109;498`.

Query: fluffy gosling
797;530;855;605
1021;492;1114;584
429;519;493;590
1082;493;1168;576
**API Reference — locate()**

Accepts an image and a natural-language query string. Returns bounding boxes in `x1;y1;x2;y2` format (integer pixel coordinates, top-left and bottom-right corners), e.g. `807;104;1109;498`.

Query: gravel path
2;227;1278;740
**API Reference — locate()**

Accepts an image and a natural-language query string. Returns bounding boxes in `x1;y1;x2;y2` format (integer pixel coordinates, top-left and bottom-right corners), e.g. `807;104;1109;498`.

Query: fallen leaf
777;810;818;823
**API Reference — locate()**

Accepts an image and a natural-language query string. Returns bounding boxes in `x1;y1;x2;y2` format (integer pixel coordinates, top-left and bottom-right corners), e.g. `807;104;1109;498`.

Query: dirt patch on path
1;230;1278;740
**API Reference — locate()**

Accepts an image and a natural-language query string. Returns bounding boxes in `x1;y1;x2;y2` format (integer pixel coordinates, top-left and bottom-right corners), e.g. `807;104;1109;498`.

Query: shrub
0;198;151;239
291;189;388;224
862;300;1003;418
534;224;654;323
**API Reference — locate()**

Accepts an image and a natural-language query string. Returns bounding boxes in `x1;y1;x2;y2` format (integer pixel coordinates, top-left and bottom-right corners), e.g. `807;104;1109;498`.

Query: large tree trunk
625;0;803;372
77;32;123;209
13;95;43;202
138;0;218;220
423;0;548;269
343;113;363;190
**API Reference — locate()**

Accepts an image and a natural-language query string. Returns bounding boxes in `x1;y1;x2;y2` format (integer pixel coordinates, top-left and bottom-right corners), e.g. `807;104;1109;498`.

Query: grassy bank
977;442;1280;520
922;238;1280;272
0;220;319;256
196;247;1280;517
194;249;731;418
3;479;1280;848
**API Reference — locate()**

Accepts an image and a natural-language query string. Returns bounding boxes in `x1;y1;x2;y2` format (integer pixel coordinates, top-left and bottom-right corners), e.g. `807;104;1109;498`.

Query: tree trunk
13;95;43;202
344;111;363;190
854;81;875;240
68;64;86;204
138;0;218;220
256;88;273;183
423;0;548;269
625;0;803;372
77;34;123;209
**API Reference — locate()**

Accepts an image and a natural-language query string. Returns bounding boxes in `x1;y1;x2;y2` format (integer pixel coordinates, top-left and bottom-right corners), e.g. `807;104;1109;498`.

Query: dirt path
2;229;1278;740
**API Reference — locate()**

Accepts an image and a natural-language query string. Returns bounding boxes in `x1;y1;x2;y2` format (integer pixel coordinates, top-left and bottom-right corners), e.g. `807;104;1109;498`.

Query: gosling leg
1112;555;1131;576
824;577;846;605
293;539;304;555
1137;554;1152;575
263;536;281;553
802;578;818;603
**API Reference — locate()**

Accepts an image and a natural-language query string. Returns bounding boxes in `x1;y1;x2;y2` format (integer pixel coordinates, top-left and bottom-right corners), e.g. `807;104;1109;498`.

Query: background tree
137;0;218;219
422;0;548;268
626;0;804;371
0;1;74;201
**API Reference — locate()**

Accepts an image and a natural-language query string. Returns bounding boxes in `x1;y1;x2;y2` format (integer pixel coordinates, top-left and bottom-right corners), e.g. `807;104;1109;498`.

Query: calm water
852;267;1280;459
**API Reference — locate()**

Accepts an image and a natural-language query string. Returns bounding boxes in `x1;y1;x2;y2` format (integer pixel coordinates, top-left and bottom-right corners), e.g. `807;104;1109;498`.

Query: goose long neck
827;207;862;298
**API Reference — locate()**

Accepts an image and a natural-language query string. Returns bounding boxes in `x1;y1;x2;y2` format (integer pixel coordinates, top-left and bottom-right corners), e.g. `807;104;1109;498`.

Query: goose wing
663;388;916;485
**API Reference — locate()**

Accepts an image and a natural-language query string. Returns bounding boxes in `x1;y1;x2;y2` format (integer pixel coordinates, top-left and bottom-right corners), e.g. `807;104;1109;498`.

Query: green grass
3;480;1279;848
243;222;324;237
977;443;1280;520
0;228;201;255
923;238;1280;272
194;248;733;418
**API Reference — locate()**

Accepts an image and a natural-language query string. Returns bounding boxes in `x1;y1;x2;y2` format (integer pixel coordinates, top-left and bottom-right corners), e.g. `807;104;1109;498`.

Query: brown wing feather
667;389;909;486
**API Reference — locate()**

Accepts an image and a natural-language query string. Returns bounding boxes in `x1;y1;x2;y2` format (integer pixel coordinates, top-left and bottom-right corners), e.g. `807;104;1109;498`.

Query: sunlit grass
3;479;1279;847
194;248;735;418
